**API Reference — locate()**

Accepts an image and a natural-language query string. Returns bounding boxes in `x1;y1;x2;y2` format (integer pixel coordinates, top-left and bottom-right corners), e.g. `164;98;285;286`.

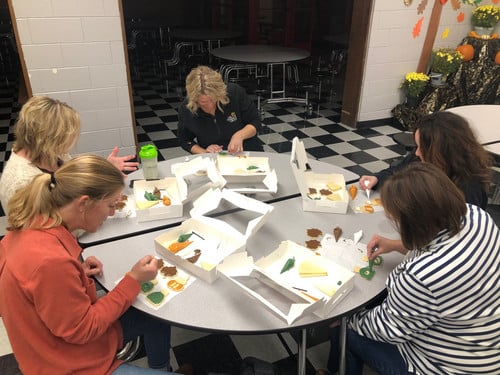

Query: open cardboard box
290;137;349;214
155;188;274;283
171;156;226;202
219;240;355;324
216;153;278;194
133;178;184;222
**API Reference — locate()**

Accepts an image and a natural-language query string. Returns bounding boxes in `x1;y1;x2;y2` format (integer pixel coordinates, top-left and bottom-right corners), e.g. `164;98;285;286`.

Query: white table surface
446;105;500;145
78;152;359;247
83;194;402;333
485;142;500;156
210;45;310;64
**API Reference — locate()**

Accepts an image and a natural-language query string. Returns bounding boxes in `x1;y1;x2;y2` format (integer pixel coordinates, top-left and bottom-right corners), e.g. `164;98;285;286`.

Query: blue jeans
112;363;176;374
119;307;172;369
346;329;412;375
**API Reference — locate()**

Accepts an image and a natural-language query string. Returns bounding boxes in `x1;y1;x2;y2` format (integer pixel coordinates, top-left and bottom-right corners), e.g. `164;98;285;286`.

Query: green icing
141;281;154;293
359;267;375;280
373;256;383;266
146;291;165;305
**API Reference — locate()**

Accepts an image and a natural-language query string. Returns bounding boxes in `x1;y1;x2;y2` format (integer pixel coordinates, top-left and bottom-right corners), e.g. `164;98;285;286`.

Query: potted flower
430;48;463;86
401;72;429;107
471;5;500;35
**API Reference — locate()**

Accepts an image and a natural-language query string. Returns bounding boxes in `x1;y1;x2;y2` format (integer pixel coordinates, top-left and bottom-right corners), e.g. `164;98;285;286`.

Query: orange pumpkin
496;51;500;65
456;44;474;62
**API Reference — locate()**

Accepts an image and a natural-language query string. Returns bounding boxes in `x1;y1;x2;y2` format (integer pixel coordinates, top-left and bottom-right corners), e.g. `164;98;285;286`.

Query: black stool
392;132;416;155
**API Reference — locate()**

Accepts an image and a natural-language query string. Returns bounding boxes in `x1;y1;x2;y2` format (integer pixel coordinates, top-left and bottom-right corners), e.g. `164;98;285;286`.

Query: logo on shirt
226;112;238;123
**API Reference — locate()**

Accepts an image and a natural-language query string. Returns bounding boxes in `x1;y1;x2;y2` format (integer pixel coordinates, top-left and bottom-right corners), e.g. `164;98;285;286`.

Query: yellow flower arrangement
471;5;500;28
431;48;463;76
401;72;430;97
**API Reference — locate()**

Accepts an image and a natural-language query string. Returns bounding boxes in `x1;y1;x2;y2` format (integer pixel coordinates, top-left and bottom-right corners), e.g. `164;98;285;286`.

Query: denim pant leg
326;325;340;374
112;363;176;375
120;307;172;369
346;329;411;375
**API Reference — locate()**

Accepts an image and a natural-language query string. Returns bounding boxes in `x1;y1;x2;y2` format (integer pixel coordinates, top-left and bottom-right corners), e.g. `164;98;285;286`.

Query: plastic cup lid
139;144;158;159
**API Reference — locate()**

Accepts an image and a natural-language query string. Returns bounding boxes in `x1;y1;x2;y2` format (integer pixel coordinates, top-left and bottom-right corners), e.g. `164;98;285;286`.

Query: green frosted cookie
373;256;383;266
141;281;155;293
146;291;165;305
359;267;375;280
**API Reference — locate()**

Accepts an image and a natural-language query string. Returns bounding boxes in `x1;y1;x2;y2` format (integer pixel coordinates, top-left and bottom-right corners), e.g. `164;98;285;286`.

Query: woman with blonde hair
0;95;139;213
177;65;262;154
0;155;182;375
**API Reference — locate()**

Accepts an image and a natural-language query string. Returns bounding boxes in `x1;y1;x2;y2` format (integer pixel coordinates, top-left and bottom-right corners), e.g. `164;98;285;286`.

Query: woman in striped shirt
346;163;499;374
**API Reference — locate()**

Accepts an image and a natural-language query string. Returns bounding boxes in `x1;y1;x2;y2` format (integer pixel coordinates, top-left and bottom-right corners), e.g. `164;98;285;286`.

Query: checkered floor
0;64;404;374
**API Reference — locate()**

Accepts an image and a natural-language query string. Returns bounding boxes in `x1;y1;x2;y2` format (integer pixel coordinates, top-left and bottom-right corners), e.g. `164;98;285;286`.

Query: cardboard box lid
171;156;226;200
189;188;274;241
219;240;355;324
290;137;314;198
216;154;278;194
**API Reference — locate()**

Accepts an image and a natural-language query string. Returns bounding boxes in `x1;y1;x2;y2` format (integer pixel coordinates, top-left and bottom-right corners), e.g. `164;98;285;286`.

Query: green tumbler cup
139;144;158;179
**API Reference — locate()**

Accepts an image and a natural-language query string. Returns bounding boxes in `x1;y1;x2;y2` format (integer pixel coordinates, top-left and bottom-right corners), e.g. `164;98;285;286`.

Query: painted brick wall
11;0;136;158
358;0;493;122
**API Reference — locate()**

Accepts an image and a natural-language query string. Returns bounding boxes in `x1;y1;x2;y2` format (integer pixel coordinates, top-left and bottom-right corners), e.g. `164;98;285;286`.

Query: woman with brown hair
359;111;493;209
322;163;499;375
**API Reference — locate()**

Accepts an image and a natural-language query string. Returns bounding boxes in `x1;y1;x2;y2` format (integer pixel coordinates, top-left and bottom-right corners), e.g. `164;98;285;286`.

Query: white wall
359;0;483;122
11;0;136;158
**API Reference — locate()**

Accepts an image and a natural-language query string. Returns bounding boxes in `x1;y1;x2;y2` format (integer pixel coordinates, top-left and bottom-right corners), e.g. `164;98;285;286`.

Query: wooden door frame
340;0;374;128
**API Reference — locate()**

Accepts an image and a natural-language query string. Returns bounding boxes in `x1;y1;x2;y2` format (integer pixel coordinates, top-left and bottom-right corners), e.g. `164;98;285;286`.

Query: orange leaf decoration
493;0;499;4
457;11;465;23
451;0;461;10
413;17;424;38
440;0;447;4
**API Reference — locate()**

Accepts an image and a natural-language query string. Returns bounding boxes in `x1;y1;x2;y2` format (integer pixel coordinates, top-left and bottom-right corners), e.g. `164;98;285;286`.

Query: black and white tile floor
0;66;407;375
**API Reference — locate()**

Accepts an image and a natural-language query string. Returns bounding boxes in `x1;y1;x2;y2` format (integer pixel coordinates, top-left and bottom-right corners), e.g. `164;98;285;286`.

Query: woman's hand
228;135;244;154
127;255;158;282
82;256;103;277
107;146;139;173
367;234;407;258
205;144;223;153
359;175;378;190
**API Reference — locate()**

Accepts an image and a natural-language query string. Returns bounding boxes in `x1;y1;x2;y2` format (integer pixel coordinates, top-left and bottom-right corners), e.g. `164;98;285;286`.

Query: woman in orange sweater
0;155;177;375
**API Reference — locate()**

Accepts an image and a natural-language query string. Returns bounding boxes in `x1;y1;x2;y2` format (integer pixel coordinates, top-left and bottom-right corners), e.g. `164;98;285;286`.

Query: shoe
315;369;332;375
174;363;193;375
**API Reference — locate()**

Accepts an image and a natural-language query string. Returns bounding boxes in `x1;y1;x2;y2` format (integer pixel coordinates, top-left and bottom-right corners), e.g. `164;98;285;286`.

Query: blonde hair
185;66;229;113
13;96;81;169
7;155;124;230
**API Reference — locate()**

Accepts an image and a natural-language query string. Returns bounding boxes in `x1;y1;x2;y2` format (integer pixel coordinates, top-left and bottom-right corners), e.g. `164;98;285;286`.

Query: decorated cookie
359;267;375;280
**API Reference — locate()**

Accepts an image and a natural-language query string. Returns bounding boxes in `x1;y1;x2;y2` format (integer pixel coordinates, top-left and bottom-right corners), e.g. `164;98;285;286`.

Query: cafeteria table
210;45;311;106
446;105;500;145
169;28;242;54
83;194;403;375
78;152;359;248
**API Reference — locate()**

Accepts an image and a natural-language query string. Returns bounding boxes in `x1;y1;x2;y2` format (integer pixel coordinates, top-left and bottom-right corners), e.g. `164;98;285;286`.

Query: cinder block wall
359;0;480;122
11;0;136;158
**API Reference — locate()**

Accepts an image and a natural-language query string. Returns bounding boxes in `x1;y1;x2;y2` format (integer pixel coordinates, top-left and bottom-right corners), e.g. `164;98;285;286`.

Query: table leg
338;317;347;375
297;328;307;375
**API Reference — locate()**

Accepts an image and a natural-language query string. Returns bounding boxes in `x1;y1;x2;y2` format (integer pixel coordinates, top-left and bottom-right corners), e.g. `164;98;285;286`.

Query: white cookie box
155;188;274;283
290;137;348;214
219;240;355;324
133;178;184;222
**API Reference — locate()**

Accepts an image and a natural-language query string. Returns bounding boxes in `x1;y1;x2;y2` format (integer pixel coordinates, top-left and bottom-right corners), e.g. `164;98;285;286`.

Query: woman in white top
0;96;138;214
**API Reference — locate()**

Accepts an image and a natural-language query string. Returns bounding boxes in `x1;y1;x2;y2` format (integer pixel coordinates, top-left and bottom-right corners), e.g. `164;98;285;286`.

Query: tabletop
445;105;500;145
83;194;402;333
78;152;359;247
210;45;310;64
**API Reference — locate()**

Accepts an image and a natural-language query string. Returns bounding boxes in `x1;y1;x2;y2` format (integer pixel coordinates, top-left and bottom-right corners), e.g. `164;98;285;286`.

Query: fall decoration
456;44;475;61
430;48;463;75
401;72;430;97
471;5;500;28
495;51;500;64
